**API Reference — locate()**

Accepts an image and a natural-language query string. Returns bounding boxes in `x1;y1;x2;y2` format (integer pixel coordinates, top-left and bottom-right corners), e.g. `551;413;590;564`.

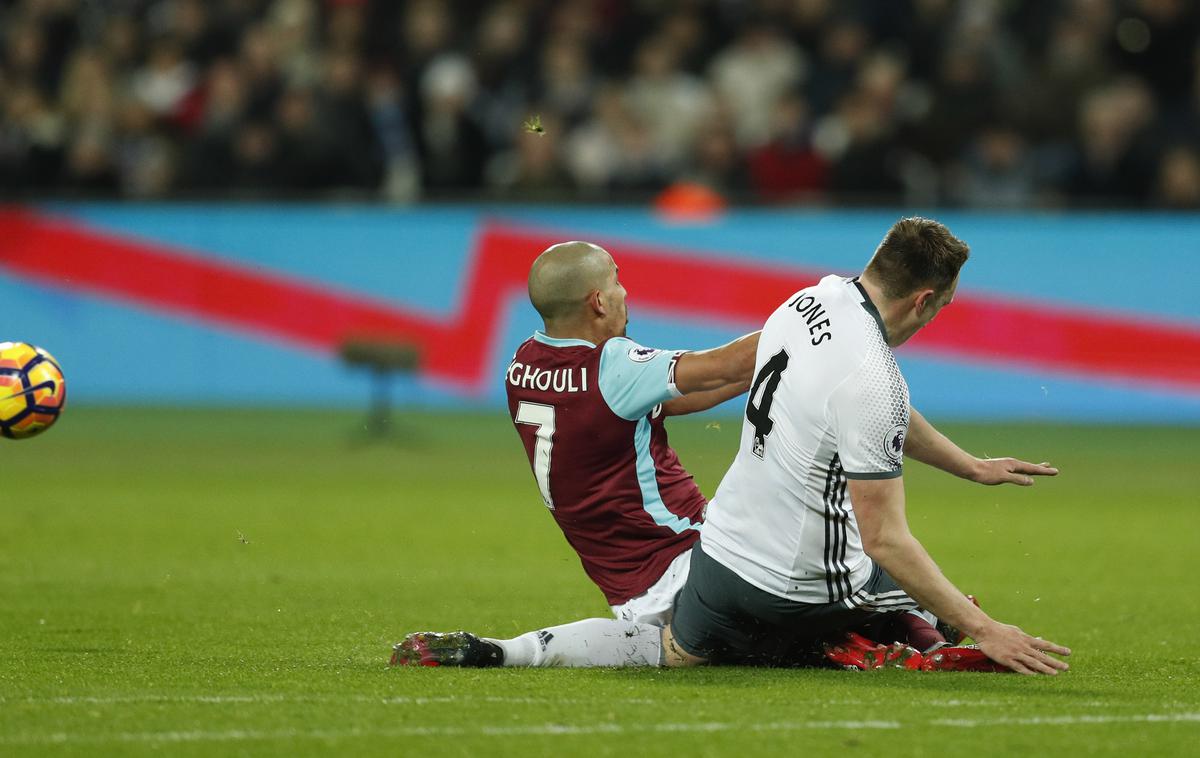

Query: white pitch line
932;713;1200;728
0;720;900;746
6;695;293;705
1;694;657;707
0;714;1196;746
0;693;982;708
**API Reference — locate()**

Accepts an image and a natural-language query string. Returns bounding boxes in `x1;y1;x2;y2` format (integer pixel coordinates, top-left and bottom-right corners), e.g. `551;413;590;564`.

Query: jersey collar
532;331;597;348
850;278;890;344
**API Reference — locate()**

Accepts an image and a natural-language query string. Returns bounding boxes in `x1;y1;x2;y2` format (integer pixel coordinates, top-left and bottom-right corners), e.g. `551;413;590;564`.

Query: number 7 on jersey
515;401;556;509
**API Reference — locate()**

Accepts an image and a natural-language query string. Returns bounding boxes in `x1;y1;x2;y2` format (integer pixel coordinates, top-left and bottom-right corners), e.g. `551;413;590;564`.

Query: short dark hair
865;217;970;299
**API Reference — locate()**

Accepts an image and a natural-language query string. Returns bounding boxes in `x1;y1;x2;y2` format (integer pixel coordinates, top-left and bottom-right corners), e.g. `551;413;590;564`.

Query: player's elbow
859;532;886;559
859;527;905;561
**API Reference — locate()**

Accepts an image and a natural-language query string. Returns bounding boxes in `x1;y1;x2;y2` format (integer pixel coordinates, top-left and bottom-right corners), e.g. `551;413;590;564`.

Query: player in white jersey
664;217;1072;675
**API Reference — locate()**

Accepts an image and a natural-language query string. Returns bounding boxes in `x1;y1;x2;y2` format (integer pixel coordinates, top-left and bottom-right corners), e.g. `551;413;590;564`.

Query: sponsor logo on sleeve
884;424;906;464
628;346;660;363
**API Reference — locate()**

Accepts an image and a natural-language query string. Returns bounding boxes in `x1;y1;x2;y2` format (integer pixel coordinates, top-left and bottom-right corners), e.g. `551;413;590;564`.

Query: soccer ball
0;342;67;440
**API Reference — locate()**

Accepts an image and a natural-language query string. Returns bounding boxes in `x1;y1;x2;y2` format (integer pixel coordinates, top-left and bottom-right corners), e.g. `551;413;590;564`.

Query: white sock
486;618;663;668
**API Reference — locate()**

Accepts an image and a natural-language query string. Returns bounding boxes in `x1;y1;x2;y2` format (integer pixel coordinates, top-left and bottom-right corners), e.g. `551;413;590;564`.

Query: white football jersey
702;275;910;606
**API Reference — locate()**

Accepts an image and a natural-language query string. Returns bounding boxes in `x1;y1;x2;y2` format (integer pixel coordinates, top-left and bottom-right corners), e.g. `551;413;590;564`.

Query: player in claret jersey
392;241;760;667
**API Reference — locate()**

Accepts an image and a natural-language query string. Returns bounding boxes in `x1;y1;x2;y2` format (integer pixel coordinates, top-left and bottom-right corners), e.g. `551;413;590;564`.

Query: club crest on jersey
628;346;660;363
884;424;906;463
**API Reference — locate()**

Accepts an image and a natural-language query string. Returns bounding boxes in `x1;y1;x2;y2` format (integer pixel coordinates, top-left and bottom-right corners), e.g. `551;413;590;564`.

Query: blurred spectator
274;85;328;189
472;3;532;148
487;112;573;198
623;36;714;172
537;35;595;128
657;9;712;74
886;0;955;84
399;0;454;85
270;0;321;85
367;66;419;202
63;125;119;192
1114;0;1200;103
1;84;66;188
680;108;750;196
1;0;1198;207
229;119;281;192
100;14;143;72
130;36;197;122
158;0;225;67
708;23;806;148
415;54;487;191
948;125;1037;209
237;22;284;118
910;43;998;164
1062;79;1159;204
316;50;383;189
58;47;116;131
789;0;835;54
1154;145;1200;209
563;84;665;193
1017;9;1114;143
747;92;827;202
805;16;870;118
817;89;906;202
114;98;175;198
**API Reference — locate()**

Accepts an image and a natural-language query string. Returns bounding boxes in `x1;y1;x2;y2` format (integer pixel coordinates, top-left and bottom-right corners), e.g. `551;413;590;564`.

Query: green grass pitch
1;407;1198;756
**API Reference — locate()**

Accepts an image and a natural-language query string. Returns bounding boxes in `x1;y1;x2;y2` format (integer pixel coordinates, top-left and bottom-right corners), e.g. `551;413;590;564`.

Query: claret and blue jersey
505;332;706;605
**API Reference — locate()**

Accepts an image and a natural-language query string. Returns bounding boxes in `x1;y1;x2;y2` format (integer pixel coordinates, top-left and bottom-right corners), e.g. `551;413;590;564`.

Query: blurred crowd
2;0;1199;207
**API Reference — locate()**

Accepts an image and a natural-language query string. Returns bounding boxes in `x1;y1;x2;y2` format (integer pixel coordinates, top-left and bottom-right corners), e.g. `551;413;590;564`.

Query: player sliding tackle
394;240;758;667
392;226;1068;674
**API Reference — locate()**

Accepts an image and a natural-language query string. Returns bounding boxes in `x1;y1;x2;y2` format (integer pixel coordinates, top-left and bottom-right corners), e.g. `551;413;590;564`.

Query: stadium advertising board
2;204;1197;422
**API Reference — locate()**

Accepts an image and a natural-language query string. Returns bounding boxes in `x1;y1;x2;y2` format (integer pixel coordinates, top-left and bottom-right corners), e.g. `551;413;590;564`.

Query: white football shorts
610;547;692;627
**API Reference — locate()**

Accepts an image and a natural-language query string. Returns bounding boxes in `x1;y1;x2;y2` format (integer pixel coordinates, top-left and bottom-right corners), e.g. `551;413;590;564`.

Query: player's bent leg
400;549;696;669
394;620;665;668
855;609;946;653
477;550;695;668
486;618;665;667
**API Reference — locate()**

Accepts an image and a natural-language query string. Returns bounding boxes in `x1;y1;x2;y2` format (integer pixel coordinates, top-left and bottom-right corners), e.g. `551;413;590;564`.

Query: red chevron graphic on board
2;207;1199;393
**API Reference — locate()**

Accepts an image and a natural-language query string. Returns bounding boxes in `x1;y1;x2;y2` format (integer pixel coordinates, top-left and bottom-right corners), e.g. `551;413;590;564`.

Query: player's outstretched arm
661;381;750;416
850;476;1071;675
905;407;1059;486
670;331;761;396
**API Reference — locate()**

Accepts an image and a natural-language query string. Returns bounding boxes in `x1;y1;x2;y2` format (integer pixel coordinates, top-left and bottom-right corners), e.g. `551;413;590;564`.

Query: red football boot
921;644;1012;673
823;631;925;671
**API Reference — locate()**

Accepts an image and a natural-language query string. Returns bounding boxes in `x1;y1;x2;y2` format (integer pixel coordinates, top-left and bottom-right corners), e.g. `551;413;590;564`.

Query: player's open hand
970;457;1059;486
974;621;1071;675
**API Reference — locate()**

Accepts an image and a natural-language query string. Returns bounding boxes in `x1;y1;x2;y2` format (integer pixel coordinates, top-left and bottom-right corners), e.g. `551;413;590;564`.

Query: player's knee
661;624;707;667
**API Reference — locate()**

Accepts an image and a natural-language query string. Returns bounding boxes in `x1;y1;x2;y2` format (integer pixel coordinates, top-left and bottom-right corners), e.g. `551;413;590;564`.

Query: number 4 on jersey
746;349;789;459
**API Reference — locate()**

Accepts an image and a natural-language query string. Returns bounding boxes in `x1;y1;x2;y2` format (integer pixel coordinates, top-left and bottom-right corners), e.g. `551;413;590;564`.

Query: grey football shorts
670;542;913;665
